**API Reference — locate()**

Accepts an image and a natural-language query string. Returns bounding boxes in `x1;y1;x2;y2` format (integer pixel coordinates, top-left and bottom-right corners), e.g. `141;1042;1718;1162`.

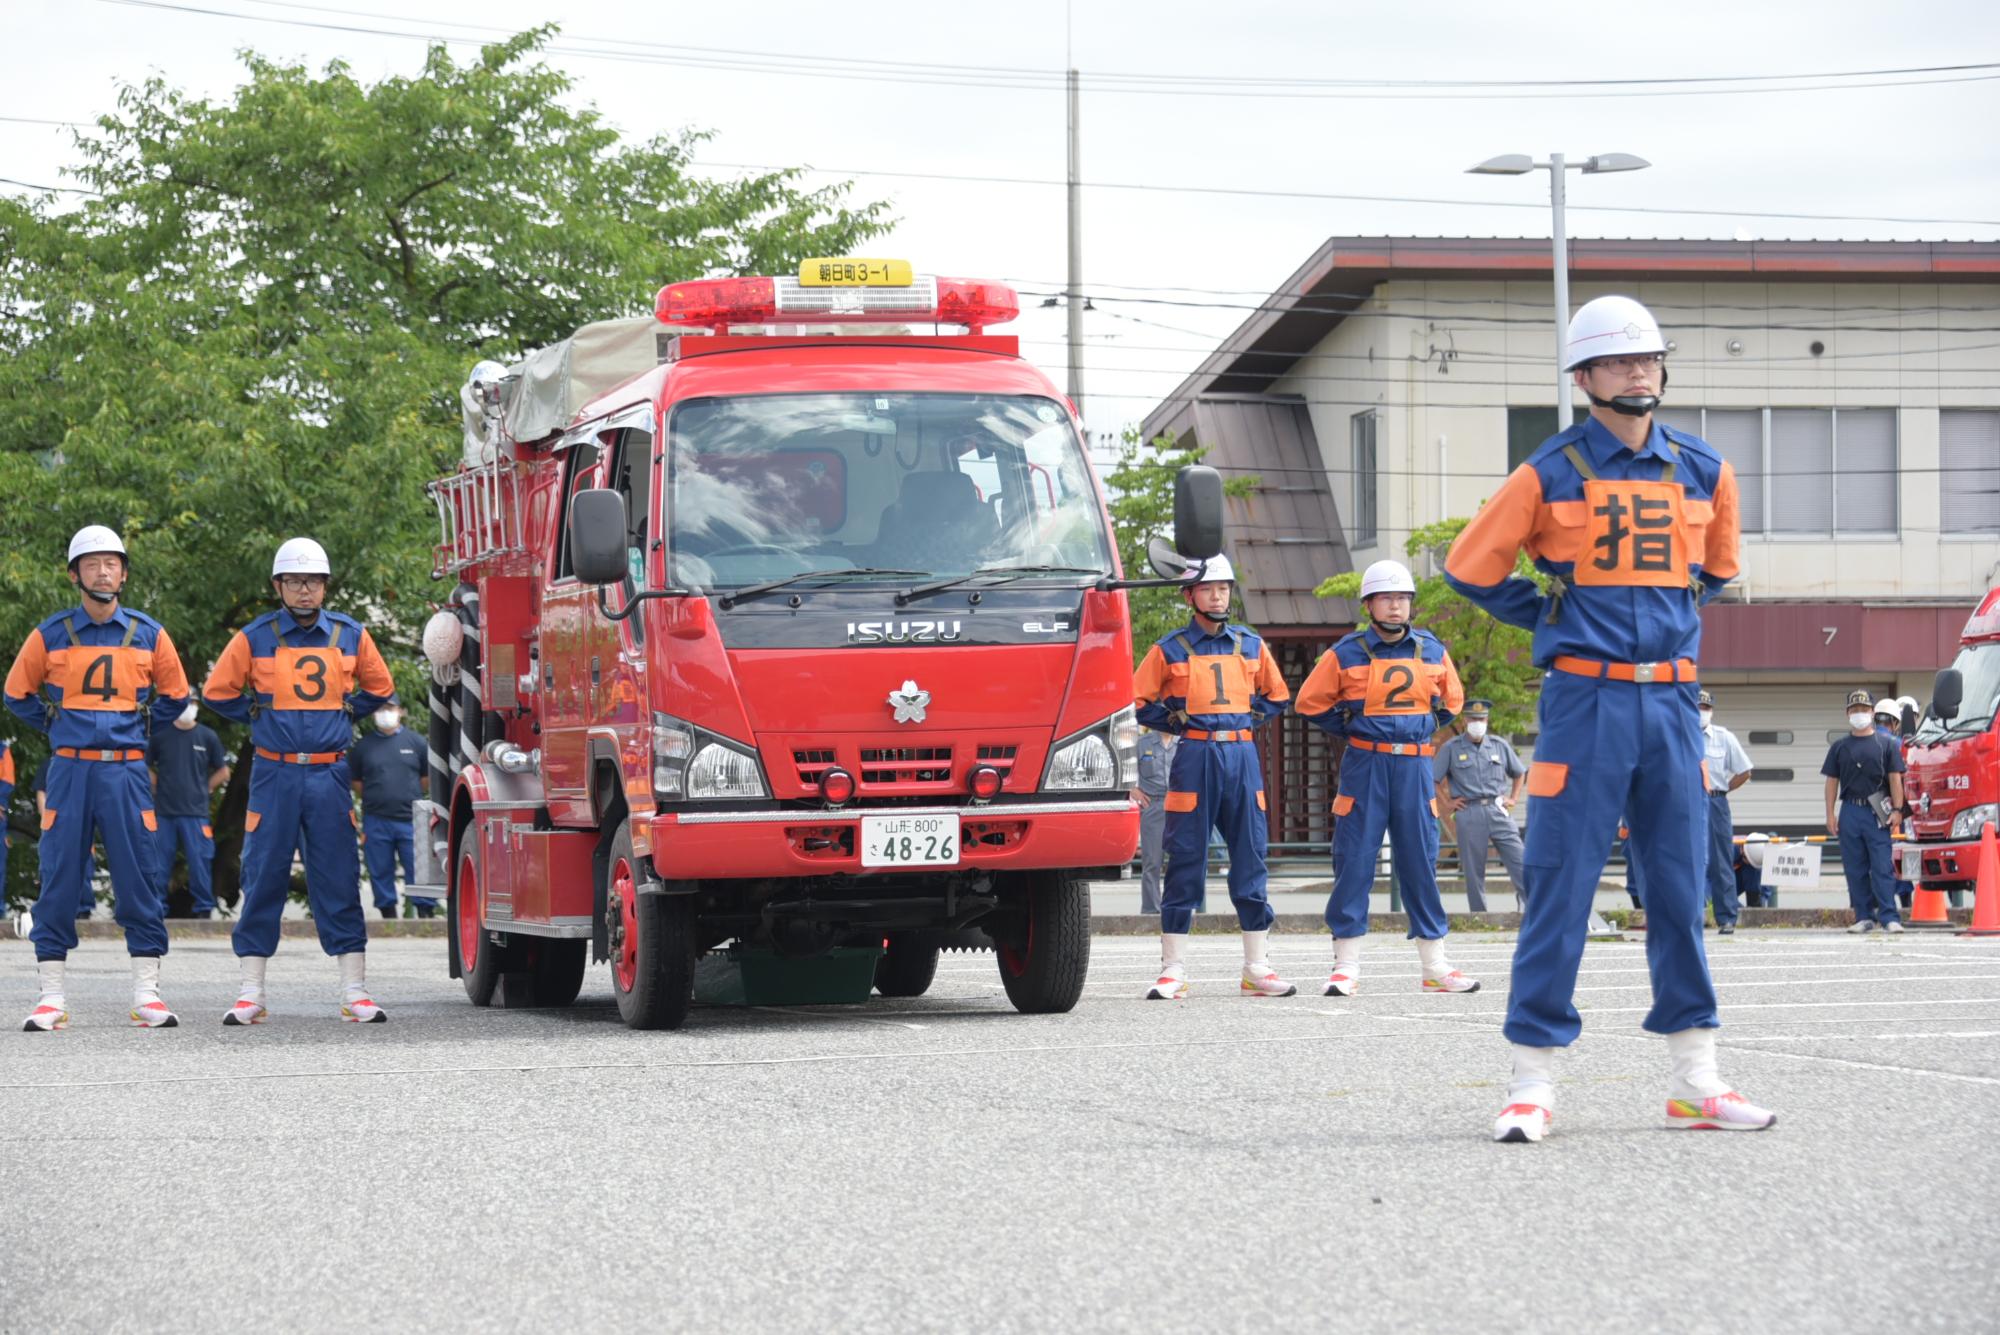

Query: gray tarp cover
462;316;672;463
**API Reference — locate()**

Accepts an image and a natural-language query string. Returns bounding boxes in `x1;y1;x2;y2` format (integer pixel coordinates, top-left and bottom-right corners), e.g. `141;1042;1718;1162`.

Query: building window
1653;406;1895;536
1507;407;1559;470
1350;410;1378;547
1941;410;2000;534
1657;408;1763;534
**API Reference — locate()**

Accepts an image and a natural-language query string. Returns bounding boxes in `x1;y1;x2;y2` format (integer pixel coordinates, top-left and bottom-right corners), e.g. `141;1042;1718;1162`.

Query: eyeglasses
278;576;327;593
1586;353;1666;373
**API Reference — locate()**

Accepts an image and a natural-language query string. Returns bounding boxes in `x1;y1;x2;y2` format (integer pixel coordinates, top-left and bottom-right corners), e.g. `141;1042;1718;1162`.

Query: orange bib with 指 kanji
45;617;147;713
254;645;356;711
1185;650;1254;714
1565;443;1691;589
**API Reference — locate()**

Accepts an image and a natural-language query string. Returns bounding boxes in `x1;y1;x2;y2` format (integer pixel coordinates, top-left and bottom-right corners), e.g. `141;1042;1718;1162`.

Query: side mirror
1145;535;1190;581
1173;464;1224;559
570;489;630;586
1933;668;1963;722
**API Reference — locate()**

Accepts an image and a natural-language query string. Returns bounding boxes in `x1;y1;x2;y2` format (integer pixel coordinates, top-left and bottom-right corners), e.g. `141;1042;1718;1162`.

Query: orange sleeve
203;632;253;702
1704;459;1742;582
150;628;191;699
1256;646;1291;705
4;628;49;701
1445;464;1543;587
1436;650;1465;714
1133;645;1170;706
0;744;14;785
354;629;396;697
1293;651;1344;718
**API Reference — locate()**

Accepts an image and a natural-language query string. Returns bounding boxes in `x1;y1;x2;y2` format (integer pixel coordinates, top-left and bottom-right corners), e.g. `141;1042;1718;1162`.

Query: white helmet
1897;695;1921;716
1742;832;1771;869
1182;553;1236;585
67;525;127;565
272;537;332;578
1564;295;1667;371
1358;559;1416;600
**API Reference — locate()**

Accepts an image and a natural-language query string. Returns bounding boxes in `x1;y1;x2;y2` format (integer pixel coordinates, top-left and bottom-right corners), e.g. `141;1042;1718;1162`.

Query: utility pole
1065;65;1085;419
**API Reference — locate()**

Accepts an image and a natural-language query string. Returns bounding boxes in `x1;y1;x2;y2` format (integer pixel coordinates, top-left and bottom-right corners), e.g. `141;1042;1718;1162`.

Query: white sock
131;956;162;1006
1332;936;1362;976
1416;936;1451;978
35;959;65;1008
1241;928;1269;969
338;951;369;1001
237;955;269;1004
1508;1043;1558;1110
1159;933;1189;975
1666;1027;1731;1099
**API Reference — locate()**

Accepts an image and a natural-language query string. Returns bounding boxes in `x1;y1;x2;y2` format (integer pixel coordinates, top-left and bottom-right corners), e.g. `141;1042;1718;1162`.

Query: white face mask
174;702;199;731
374;710;402;732
1466;721;1488;741
1698;709;1714;728
1849;711;1874;731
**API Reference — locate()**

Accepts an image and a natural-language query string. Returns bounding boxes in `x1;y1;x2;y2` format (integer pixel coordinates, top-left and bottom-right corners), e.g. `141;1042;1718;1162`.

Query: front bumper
646;798;1138;879
1905;838;1981;889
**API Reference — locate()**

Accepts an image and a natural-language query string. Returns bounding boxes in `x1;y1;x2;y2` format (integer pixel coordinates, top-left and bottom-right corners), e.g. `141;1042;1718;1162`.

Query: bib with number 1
1185;652;1253;713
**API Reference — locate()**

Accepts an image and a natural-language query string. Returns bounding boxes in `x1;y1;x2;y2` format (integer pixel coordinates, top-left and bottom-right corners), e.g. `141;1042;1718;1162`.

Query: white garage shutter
1710;682;1894;830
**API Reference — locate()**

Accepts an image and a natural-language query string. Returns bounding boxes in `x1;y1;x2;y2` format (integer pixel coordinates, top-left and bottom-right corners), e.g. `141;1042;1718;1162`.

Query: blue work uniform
1702;722;1753;928
30;756;99;916
203;608;395;960
1444;416;1742;1048
352;725;429;915
149;722;231;914
1821;728;1904;928
1296;626;1465;941
4;605;190;961
1133;618;1291;936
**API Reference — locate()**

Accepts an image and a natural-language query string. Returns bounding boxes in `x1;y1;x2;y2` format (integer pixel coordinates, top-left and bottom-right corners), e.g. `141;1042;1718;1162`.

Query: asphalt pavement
4;929;1997;1333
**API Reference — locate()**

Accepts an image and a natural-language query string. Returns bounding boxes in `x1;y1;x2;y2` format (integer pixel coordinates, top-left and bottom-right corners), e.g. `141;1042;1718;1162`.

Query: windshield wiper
896;564;1106;606
718;567;928;610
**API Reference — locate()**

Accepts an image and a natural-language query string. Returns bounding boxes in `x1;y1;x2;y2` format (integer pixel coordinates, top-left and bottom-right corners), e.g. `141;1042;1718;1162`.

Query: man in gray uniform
1134;726;1178;915
1433;699;1527;912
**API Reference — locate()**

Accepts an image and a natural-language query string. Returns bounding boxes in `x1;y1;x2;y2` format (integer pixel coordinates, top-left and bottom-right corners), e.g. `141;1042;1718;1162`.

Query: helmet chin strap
1588;392;1659;418
82;586;118;605
1371;618;1408;639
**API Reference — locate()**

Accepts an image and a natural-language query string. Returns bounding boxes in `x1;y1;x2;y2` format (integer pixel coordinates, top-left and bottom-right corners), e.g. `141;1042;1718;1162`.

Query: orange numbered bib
46;645;149;713
1185;652;1253;714
1362;657;1429;716
258;646;353;711
1574;478;1689;588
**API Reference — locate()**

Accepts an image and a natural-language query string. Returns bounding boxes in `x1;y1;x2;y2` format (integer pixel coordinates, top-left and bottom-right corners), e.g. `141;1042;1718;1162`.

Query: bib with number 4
46;644;149;712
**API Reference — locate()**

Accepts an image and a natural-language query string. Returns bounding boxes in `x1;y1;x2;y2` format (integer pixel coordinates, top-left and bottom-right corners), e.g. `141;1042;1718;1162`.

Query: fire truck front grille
858;746;954;784
792;750;838;785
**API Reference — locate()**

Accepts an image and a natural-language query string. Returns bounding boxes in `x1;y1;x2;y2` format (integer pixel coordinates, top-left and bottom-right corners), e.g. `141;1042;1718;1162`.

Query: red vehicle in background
416;262;1221;1029
1902;586;2000;897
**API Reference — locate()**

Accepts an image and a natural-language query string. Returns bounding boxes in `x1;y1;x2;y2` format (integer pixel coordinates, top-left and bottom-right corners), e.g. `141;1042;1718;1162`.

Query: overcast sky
9;0;1999;443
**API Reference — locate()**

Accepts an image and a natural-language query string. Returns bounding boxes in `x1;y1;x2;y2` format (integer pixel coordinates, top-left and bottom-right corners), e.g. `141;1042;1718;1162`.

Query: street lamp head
1583;153;1651;174
1467;153;1535;175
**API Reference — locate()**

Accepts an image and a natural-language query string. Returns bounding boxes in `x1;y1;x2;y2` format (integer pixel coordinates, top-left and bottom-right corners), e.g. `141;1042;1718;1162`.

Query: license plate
1902;846;1922;880
798;258;914;288
860;813;960;868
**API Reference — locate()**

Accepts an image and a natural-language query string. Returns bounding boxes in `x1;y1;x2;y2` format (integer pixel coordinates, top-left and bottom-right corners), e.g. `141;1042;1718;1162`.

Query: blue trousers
363;814;430;910
31;757;166;961
1838;802;1899;926
233;758;366;958
154;815;216;914
1327;749;1447;940
1160;738;1272;935
1704;790;1739;927
1507;674;1716;1048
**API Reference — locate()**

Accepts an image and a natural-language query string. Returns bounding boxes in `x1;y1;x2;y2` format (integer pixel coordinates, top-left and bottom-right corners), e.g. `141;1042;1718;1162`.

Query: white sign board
1761;843;1824;889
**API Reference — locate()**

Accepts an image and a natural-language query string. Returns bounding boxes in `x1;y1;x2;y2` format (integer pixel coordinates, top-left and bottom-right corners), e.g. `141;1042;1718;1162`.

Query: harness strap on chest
1546;437;1692;621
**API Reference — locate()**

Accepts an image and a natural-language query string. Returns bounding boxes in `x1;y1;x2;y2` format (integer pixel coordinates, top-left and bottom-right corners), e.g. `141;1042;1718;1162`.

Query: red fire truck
1902;585;2000;896
416;262;1219;1029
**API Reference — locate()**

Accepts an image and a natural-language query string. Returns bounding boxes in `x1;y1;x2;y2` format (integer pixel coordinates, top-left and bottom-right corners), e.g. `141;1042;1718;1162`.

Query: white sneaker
22;1001;67;1032
341;994;388;1023
1422;970;1481;994
222;998;268;1026
1322;968;1360;997
1883;920;1906;935
1666;1091;1777;1131
1240;964;1297;997
1493;1102;1552;1143
1145;969;1188;1001
130;999;179;1028
1846;919;1878;934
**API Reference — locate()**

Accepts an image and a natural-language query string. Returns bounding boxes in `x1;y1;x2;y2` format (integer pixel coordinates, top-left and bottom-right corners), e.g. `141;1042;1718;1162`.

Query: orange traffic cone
1909;871;1953;929
1962;822;2000;937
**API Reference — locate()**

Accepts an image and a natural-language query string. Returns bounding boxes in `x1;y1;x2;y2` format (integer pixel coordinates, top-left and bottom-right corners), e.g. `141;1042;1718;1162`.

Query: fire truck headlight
687;742;768;800
1108;705;1141;787
1042;732;1116;791
1950;803;1999;840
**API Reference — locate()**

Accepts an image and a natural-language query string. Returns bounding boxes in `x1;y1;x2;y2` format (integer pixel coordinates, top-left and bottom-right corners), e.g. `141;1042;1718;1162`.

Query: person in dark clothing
1822;689;1906;934
148;703;233;917
351;703;431;918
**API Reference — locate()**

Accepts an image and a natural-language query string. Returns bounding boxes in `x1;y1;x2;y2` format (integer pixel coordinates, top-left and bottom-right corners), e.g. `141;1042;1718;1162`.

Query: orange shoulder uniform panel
203;631;254;702
353;629;395;698
1445;464;1544;587
4;628;49;701
1435;650;1466;715
1252;646;1291;706
150;628;190;700
1705;459;1742;582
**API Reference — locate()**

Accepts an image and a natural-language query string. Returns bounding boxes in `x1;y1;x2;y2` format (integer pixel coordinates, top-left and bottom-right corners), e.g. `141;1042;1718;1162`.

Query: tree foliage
0;29;890;906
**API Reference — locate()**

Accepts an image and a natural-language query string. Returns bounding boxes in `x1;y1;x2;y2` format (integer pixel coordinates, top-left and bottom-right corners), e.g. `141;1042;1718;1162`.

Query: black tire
454;835;509;1007
994;869;1091;1014
874;935;941;998
498;938;589;1008
605;817;695;1030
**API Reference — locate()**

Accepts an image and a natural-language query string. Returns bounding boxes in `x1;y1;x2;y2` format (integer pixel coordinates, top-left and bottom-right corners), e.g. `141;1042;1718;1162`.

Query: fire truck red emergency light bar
655;271;1020;333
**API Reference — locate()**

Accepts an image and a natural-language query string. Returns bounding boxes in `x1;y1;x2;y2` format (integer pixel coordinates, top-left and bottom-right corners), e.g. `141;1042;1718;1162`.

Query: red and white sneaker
222;999;268;1026
130;999;179;1028
341;995;388;1023
1145;971;1188;1001
1493;1102;1553;1143
1422;970;1481;994
1665;1091;1777;1131
22;1002;68;1032
1322;969;1360;997
1240;965;1297;998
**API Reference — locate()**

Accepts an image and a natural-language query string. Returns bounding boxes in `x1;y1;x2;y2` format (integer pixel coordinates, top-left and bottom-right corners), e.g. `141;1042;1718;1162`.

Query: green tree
1103;428;1259;663
1314;519;1545;734
0;28;890;907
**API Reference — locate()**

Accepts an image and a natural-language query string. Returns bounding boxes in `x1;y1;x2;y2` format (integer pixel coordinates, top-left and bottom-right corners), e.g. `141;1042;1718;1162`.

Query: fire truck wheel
873;935;941;998
994;869;1092;1014
454;836;510;1007
606;817;695;1030
498;940;588;1008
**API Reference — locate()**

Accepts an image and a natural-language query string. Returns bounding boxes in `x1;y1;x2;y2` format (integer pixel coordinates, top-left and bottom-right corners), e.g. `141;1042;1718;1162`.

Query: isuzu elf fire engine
1903;585;2000;896
415;261;1223;1029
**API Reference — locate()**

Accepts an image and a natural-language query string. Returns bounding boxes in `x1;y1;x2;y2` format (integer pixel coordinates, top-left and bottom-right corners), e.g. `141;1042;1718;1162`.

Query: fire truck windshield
1914;641;2000;742
665;392;1114;593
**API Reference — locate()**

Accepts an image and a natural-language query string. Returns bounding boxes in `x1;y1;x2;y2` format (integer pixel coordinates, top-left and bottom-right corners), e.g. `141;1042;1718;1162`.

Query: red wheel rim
457;851;481;972
613;855;638;994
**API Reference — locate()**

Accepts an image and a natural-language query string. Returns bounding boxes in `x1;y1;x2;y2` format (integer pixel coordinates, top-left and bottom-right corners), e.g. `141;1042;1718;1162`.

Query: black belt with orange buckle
1345;737;1436;757
1183;728;1253;742
255;746;347;766
1550;655;1698;685
55;747;146;762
